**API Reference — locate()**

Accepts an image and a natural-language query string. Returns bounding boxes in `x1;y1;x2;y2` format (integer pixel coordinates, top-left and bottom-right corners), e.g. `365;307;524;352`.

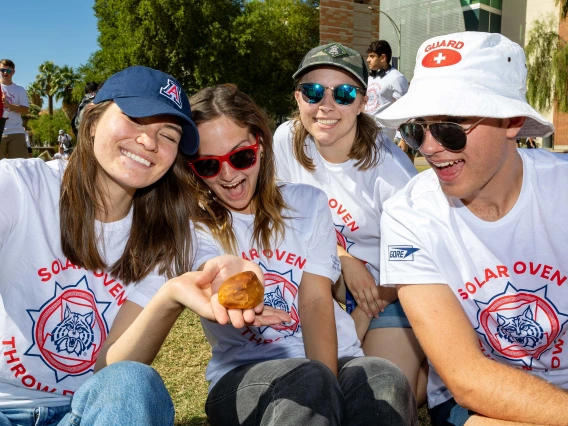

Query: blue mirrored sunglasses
297;83;364;106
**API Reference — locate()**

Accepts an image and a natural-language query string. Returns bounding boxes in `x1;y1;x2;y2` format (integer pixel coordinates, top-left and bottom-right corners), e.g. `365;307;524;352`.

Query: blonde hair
290;111;381;171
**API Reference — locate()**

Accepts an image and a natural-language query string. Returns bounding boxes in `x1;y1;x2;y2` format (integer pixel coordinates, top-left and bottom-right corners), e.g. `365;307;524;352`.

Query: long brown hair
291;69;382;171
60;101;197;284
188;84;288;255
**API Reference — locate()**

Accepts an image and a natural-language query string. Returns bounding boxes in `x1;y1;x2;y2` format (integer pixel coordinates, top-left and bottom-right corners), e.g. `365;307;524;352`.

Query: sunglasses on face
188;134;260;178
296;83;364;106
398;117;486;152
0;68;13;75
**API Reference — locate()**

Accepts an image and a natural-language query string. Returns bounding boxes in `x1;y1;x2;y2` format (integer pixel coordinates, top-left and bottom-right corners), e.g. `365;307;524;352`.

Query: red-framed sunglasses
188;134;260;178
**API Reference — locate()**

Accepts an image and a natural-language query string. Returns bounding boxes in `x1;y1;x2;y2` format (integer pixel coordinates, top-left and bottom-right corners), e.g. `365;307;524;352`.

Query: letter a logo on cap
422;49;462;68
160;79;183;109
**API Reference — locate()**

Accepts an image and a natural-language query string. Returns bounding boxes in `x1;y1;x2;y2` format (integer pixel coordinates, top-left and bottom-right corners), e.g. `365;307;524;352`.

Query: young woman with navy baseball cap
0;65;287;425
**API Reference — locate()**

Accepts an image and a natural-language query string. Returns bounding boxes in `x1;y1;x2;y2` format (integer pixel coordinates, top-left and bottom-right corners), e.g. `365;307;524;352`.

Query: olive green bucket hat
293;43;368;89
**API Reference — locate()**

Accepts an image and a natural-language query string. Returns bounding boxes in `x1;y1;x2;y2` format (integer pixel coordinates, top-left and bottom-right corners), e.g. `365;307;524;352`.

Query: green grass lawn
153;161;434;425
154;310;432;426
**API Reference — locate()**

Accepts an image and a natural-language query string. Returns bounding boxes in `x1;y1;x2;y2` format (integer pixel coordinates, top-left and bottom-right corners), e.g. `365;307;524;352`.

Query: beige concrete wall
353;3;376;56
501;0;528;45
502;0;557;46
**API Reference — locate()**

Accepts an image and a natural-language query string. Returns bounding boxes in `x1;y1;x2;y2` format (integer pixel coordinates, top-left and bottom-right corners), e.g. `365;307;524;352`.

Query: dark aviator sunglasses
398;117;486;152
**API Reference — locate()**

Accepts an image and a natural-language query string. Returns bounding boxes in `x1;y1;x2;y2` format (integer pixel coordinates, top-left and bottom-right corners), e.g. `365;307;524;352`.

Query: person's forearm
6;104;28;114
301;297;338;376
337;244;353;260
466;414;543;426
94;280;185;371
448;355;568;424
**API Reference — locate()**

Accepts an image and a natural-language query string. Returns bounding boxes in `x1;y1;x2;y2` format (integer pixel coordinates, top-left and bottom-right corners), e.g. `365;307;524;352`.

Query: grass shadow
175;417;209;426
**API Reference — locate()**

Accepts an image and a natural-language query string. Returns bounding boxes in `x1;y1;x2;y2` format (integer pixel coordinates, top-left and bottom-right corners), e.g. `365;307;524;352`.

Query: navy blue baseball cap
94;66;199;155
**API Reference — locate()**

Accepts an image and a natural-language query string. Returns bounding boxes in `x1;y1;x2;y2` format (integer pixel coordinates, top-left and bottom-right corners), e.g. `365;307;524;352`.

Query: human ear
505;117;526;140
294;89;302;106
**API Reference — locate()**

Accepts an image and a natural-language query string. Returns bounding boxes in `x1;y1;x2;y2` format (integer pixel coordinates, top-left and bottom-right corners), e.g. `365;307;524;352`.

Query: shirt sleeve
126;273;168;308
304;188;342;283
380;201;445;286
19;87;30;107
192;224;222;270
273;122;293;182
0;161;21;253
391;76;409;100
126;224;223;306
374;140;417;213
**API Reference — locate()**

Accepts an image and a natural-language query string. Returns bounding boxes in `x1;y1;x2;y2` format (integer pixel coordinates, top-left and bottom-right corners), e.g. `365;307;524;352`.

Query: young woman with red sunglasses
273;43;428;407
187;84;417;426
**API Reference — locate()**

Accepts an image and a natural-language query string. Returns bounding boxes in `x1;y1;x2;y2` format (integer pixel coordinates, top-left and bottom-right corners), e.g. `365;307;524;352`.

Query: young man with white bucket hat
377;31;568;425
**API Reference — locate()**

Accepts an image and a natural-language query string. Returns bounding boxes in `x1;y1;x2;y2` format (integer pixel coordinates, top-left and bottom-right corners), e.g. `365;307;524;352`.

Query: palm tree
26;81;44;110
55;65;81;120
33;61;61;116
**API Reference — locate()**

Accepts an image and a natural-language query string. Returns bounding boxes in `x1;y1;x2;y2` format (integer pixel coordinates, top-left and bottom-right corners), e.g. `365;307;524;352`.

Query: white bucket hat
377;32;554;138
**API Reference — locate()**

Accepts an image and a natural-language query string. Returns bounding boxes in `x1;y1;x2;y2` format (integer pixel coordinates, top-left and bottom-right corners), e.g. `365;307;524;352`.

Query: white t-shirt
1;83;29;135
273;121;417;286
365;68;409;141
57;134;72;147
0;159;218;408
380;149;568;408
200;183;363;390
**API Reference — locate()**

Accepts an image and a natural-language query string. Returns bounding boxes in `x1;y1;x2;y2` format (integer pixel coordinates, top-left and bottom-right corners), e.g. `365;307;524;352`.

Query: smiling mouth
221;179;244;190
431;159;464;168
120;149;152;167
316;119;339;125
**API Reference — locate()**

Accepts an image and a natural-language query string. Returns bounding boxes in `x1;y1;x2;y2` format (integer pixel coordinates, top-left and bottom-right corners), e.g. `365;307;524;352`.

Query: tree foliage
34;61;60;116
525;14;568;112
31;62;82;117
56;65;82;120
27;110;72;147
90;0;319;118
231;0;320;118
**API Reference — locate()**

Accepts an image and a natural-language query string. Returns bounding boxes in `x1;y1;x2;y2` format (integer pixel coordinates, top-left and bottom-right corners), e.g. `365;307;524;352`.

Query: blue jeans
428;398;474;426
0;361;174;426
206;356;417;426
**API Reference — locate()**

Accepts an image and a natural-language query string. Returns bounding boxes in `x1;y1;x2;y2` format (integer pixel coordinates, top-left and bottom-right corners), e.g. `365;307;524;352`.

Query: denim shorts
345;287;411;329
368;299;411;329
428;397;475;426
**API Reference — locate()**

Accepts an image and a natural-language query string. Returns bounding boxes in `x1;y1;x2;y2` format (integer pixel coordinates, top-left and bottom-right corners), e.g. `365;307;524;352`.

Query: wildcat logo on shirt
258;263;300;337
474;283;568;367
25;276;111;382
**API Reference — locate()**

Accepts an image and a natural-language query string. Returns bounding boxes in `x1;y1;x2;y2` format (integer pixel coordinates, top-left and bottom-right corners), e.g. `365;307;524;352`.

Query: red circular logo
480;293;559;360
422;49;462;68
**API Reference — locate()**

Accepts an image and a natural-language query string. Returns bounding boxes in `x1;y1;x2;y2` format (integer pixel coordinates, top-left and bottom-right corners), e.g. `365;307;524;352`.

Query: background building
319;0;567;149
